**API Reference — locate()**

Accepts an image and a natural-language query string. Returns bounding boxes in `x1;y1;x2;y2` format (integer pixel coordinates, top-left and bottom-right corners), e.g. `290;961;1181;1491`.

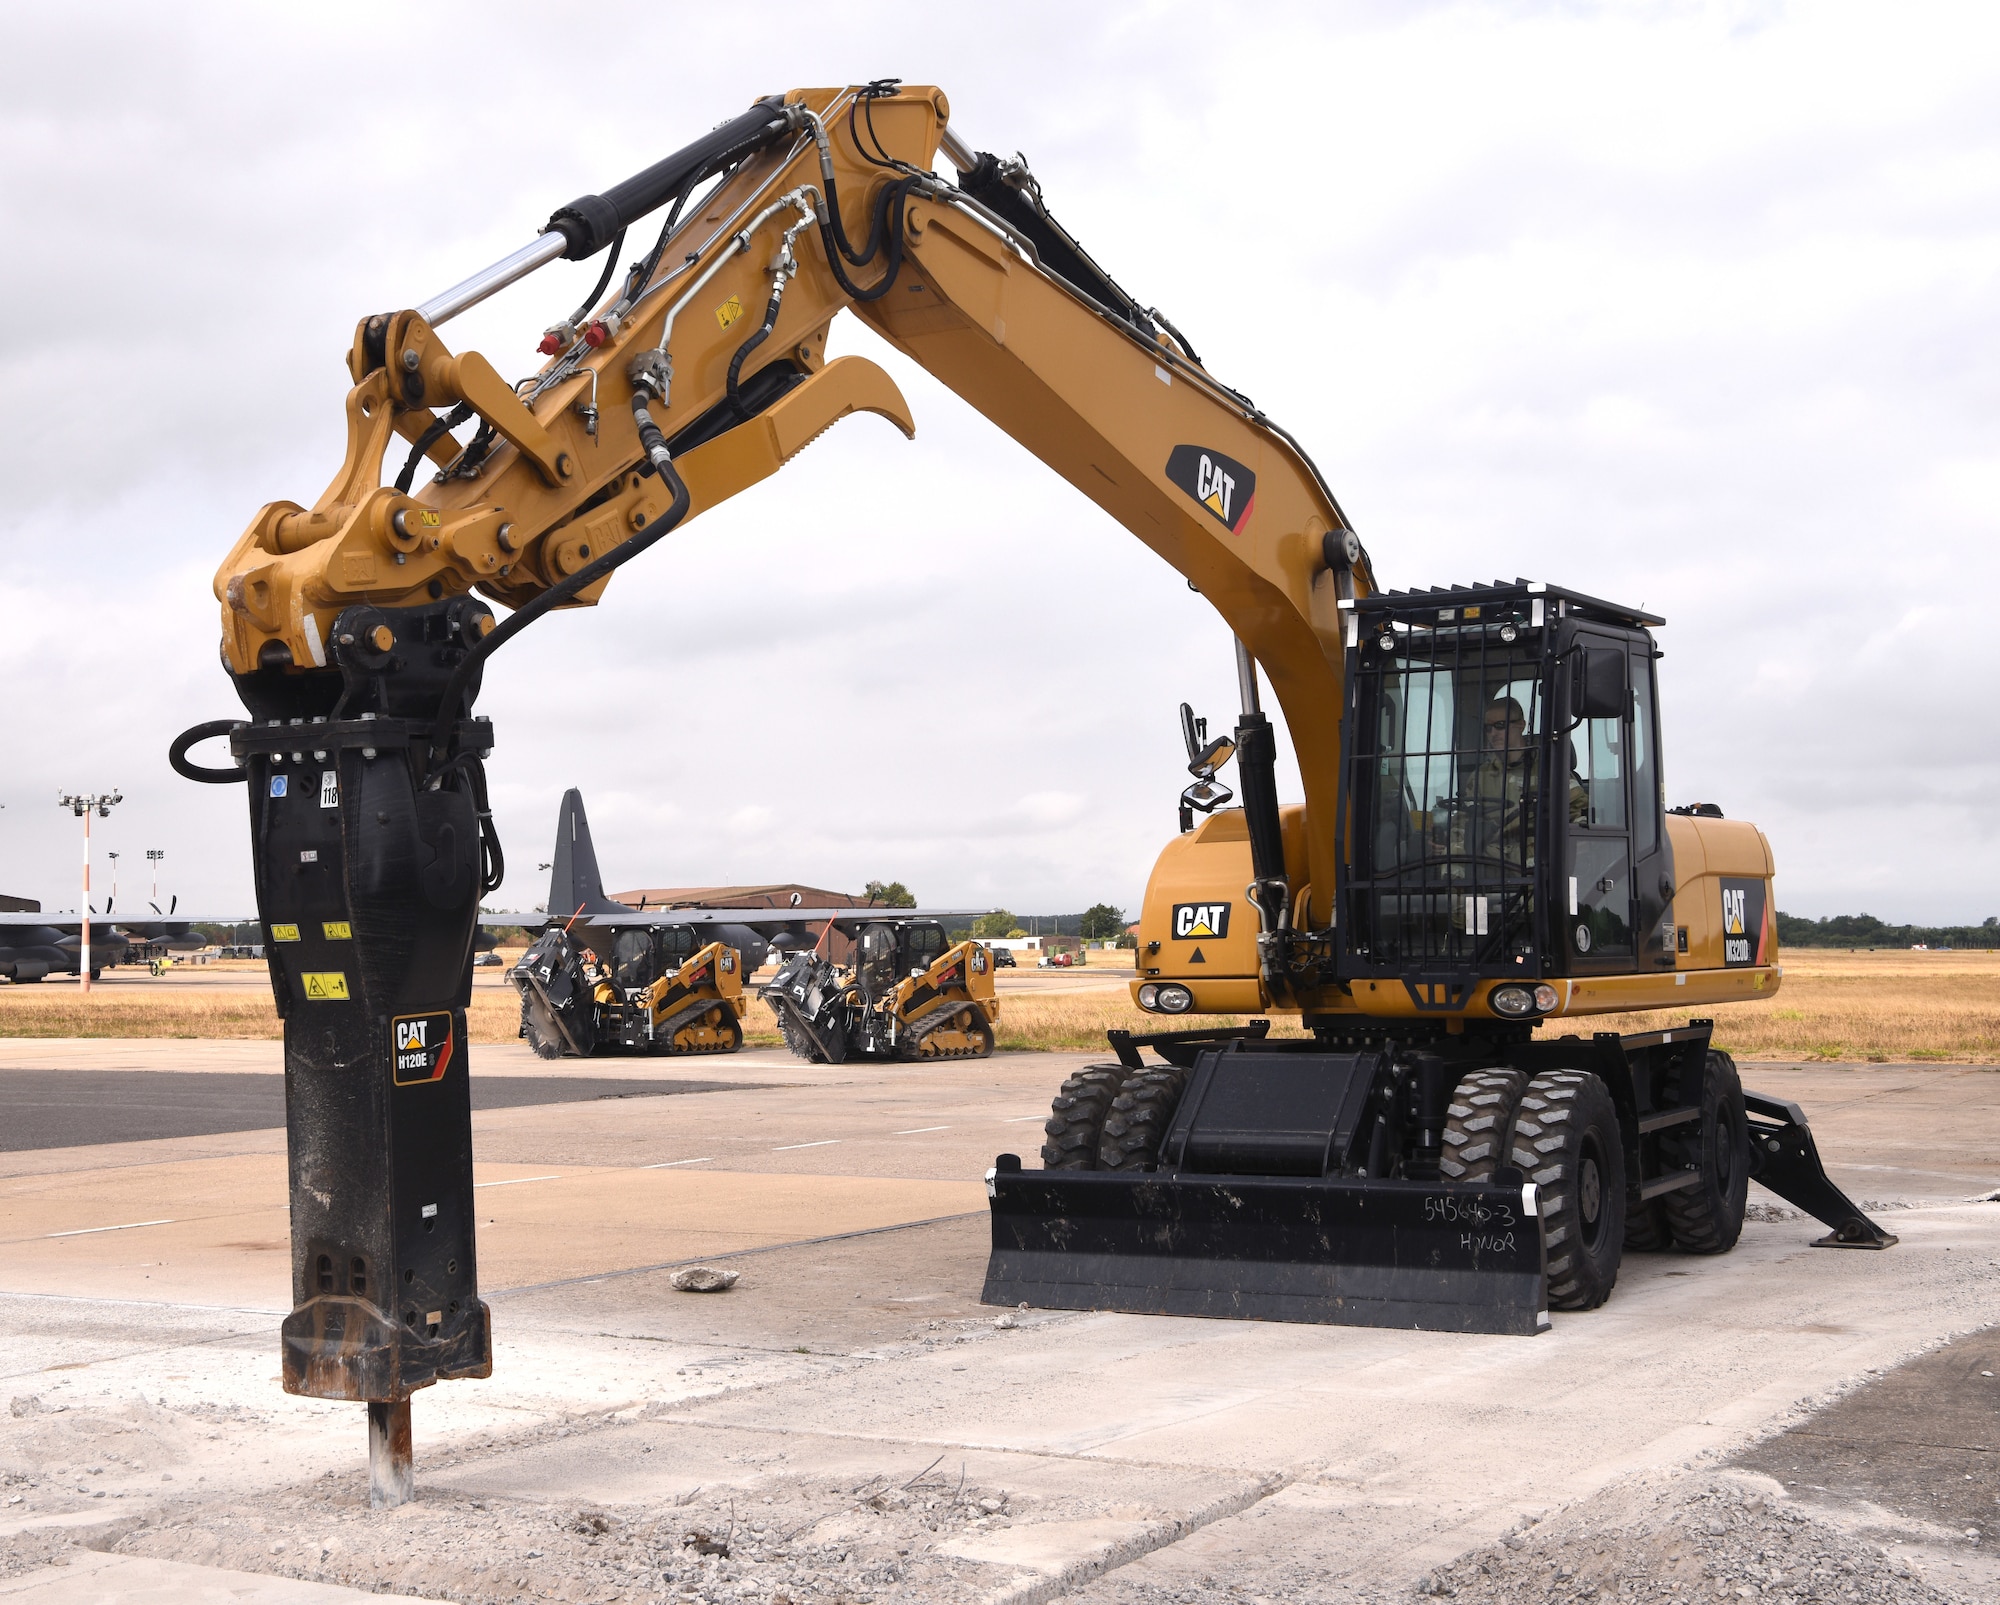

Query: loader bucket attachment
1743;1091;1899;1249
982;1156;1550;1336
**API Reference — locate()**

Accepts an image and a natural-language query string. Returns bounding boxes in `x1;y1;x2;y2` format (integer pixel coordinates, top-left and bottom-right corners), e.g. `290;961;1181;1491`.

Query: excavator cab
1337;581;1675;998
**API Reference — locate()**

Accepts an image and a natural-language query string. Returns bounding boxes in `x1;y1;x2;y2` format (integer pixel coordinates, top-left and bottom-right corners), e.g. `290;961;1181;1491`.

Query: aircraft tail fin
547;789;625;924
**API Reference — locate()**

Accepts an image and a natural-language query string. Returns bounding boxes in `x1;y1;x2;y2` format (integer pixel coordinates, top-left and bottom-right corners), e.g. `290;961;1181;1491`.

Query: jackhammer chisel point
368;1398;414;1509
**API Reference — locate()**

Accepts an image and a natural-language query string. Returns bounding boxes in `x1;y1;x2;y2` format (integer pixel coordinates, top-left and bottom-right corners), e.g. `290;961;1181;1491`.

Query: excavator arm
204;82;1366;989
181;81;1374;1499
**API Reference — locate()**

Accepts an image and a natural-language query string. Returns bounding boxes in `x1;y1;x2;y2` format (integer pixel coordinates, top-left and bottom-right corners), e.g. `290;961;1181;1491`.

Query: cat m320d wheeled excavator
170;80;1891;1498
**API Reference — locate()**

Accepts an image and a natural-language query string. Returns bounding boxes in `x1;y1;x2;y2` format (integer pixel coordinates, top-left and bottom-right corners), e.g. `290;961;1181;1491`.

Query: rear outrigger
987;582;1896;1335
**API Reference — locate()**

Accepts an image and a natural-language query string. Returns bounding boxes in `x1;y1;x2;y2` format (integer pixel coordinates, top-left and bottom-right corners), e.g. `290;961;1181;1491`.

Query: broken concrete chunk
670;1266;740;1293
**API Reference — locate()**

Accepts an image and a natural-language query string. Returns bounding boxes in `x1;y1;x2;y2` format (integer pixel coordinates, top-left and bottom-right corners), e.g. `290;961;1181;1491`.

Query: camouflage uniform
1447;757;1587;868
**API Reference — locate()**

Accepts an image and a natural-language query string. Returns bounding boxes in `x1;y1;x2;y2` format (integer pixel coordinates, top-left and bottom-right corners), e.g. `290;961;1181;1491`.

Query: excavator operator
1441;694;1585;869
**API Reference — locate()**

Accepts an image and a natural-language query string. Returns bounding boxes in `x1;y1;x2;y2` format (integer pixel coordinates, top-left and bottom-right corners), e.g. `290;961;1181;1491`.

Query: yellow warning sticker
322;921;352;940
302;972;350;1001
270;923;301;942
715;294;744;331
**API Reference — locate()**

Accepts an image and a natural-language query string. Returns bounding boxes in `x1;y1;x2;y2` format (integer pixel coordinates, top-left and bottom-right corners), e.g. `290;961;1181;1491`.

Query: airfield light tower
146;848;164;906
107;851;120;912
58;790;123;993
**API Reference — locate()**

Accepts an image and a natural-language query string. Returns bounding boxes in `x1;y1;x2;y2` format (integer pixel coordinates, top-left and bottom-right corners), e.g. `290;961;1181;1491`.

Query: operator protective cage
1334;581;1673;1003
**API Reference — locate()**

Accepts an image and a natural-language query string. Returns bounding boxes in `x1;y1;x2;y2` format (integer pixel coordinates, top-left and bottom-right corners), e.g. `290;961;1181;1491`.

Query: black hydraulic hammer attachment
229;701;494;1402
172;596;501;1503
983;1044;1550;1336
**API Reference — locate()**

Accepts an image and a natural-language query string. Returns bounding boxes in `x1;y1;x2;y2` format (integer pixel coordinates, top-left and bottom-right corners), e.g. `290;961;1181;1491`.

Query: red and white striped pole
58;790;122;993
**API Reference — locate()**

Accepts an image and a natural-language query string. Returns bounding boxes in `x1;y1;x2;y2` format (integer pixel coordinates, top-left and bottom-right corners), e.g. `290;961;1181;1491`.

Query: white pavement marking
773;1140;840;1151
1003;1115;1046;1122
473;1175;559;1188
44;1219;173;1238
893;1126;950;1135
640;1157;715;1169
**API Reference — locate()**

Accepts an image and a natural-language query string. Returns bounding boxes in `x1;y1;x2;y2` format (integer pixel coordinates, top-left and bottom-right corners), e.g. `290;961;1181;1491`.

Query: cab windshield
1345;622;1546;970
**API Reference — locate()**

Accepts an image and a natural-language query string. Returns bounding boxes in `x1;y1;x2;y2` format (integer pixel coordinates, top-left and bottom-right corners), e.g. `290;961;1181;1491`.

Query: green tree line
1776;911;2000;949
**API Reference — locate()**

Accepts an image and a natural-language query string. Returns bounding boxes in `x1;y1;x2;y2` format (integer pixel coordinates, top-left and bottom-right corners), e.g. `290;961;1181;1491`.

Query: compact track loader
514;921;747;1057
763;920;999;1062
504;789;764;1058
170;80;1894;1498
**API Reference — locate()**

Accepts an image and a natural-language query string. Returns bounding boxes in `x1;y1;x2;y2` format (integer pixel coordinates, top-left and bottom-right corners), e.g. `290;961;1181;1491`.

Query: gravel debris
1410;1470;1974;1604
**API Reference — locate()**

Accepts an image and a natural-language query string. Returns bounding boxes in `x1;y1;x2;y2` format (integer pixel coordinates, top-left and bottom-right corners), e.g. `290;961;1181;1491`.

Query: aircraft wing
533;905;986;931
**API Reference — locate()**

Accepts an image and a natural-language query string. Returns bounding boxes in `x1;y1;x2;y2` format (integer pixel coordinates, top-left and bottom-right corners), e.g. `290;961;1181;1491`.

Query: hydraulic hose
394;401;473;494
560;225;626;331
725;290;785;410
168;719;247;784
813;177;919;303
424;401;691;769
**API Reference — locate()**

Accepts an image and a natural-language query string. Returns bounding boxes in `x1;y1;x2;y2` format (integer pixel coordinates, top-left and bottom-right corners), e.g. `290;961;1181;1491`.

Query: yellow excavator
170;80;1891;1498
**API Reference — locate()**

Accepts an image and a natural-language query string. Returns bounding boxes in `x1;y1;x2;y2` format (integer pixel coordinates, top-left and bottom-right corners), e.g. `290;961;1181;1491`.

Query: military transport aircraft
0;900;219;983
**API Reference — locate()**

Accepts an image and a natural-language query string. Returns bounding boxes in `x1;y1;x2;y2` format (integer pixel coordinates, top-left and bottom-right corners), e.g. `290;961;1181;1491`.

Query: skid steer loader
504;789;777;1058
763;918;999;1061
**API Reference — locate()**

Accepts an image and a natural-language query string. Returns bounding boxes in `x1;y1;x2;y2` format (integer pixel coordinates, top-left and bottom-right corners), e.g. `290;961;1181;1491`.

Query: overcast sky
0;0;1993;924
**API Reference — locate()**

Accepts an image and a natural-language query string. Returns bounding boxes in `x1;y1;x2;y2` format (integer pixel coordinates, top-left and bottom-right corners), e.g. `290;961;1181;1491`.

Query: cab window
611;930;652;986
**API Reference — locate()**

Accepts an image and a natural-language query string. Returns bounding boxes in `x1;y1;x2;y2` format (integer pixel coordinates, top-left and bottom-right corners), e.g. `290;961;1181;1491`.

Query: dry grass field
0;948;1993;1061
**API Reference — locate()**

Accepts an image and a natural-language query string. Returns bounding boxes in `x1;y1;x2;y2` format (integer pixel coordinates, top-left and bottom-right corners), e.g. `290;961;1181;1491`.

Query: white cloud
0;0;1994;924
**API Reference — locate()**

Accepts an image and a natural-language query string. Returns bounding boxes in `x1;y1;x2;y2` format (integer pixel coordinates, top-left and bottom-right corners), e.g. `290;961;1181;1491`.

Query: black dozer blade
983;1160;1550;1336
983;1044;1551;1336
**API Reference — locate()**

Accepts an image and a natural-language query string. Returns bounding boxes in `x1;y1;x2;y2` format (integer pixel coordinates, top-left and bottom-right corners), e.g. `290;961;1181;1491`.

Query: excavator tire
521;997;569;1061
1659;1050;1750;1254
1097;1066;1190;1172
1041;1066;1126;1171
775;1007;827;1063
1508;1070;1625;1311
1438;1069;1527;1182
1624;1195;1675;1253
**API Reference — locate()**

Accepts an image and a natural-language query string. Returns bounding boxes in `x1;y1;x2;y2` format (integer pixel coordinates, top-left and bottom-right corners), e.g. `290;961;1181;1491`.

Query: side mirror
1180;701;1237;779
1568;647;1628;722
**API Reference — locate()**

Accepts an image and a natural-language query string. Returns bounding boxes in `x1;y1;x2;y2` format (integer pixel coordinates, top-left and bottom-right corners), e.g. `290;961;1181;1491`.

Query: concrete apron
1;1057;1997;1600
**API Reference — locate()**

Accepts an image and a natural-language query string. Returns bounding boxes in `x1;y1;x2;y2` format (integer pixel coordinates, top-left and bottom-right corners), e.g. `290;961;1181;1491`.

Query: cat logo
1165;445;1257;534
1718;877;1765;968
1172;901;1231;940
391;1010;454;1086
